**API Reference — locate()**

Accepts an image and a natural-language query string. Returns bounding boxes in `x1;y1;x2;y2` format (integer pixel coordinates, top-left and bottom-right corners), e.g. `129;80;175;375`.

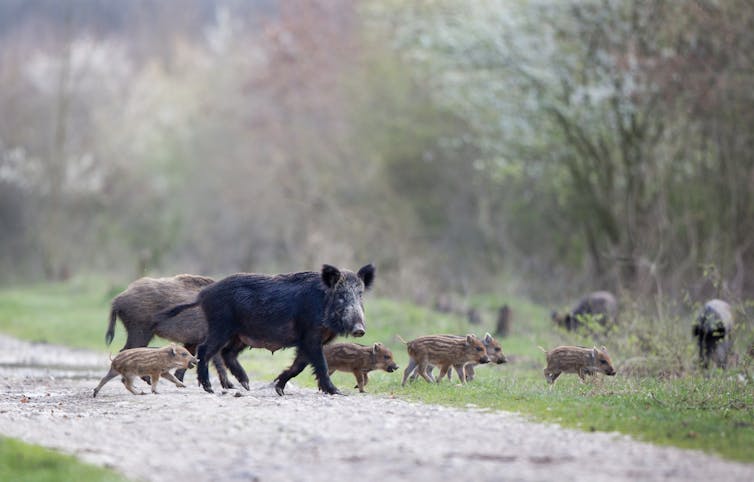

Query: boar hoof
275;385;285;396
202;384;214;394
241;381;250;391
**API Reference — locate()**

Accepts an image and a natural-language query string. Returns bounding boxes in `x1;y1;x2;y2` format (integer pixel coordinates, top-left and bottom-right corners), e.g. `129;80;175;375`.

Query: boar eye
476;347;483;352
495;348;501;352
384;355;390;360
600;360;607;365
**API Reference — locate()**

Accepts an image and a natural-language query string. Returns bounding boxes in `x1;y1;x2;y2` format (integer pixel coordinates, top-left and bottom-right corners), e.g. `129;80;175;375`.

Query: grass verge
0;436;127;482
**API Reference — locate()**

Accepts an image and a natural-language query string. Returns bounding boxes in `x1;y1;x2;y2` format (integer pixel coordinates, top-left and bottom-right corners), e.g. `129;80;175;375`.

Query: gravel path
0;334;752;482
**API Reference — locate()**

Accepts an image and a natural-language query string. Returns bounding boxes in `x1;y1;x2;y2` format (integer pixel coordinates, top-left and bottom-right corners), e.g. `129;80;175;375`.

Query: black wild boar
323;342;399;393
399;334;489;386
540;345;616;384
159;264;375;395
692;299;734;369
106;274;233;388
551;291;618;332
92;344;198;397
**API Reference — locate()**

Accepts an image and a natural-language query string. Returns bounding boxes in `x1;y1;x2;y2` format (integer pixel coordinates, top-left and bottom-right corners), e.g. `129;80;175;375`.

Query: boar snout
479;355;490;364
386;363;399;372
497;356;507;364
351;323;366;337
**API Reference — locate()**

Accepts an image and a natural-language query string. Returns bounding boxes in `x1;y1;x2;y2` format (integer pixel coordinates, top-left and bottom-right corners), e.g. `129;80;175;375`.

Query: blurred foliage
0;0;753;321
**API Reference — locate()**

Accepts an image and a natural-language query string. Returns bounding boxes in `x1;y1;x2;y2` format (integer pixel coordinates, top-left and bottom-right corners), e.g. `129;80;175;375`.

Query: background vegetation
1;0;753;307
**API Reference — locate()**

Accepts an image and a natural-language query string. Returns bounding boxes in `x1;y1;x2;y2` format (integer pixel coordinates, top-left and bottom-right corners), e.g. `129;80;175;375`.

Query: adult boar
551;291;617;332
159;264;375;395
106;274;232;388
692;299;734;369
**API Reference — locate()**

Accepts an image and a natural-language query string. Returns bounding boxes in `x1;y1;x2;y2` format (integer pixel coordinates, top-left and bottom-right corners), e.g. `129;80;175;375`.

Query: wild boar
106;274;232;388
412;333;507;382
399;334;489;386
551;291;618;332
158;264;375;395
540;345;616;384
324;342;399;393
692;299;734;369
92;344;198;397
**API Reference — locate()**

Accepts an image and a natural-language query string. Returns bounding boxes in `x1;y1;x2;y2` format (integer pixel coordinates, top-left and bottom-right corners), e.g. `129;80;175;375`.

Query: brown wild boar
107;274;233;388
399;334;490;386
540;345;616;384
414;333;507;382
93;345;198;397
324;342;399;393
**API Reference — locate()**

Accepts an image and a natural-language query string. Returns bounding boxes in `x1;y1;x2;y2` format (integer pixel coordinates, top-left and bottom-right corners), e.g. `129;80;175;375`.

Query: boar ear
466;334;474;344
357;264;375;290
321;264;342;288
484;333;493;344
372;342;381;354
170;346;177;356
600;345;608;353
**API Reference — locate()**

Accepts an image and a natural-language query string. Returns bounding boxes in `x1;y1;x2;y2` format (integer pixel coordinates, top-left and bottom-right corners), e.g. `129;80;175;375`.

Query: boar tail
155;300;200;322
105;307;118;346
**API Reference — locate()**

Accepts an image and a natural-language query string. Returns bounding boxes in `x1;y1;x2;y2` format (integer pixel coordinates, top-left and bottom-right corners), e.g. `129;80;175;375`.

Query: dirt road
0;334;752;482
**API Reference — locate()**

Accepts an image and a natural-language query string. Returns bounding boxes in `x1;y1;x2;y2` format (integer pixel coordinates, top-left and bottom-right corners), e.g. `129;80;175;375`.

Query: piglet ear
484;333;493;344
321;264;342;288
600;345;608;353
372;342;381;354
466;334;474;345
170;346;177;356
357;263;375;290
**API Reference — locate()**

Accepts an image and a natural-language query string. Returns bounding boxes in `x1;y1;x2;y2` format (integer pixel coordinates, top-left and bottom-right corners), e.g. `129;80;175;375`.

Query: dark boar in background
551;291;618;332
693;299;734;369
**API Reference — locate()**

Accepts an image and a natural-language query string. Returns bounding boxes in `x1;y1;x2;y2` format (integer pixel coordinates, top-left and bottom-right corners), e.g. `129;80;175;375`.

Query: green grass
0;437;127;482
0;278;753;463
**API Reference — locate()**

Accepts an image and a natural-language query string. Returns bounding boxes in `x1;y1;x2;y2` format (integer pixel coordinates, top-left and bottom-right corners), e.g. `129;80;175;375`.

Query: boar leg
465;364;476;381
437;365;450;384
274;350;309;396
416;361;434;384
352;370;366;393
401;359;418;386
122;375;143;395
408;360;423;383
220;341;249;390
160;371;185;388
121;332;155;386
92;368;119;398
362;372;369;389
452;365;465;381
149;373;162;394
301;338;340;395
197;323;236;393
